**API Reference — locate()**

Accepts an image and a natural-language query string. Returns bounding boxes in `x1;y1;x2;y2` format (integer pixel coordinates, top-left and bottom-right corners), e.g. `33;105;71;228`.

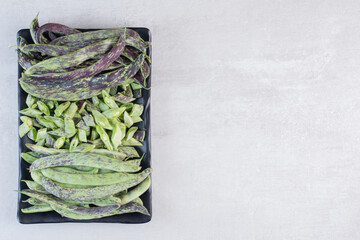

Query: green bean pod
30;153;141;172
41;168;152;201
22;204;53;213
41;167;152;186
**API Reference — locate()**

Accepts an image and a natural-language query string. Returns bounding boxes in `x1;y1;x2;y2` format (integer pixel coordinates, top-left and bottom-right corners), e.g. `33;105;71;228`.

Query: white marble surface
1;0;360;239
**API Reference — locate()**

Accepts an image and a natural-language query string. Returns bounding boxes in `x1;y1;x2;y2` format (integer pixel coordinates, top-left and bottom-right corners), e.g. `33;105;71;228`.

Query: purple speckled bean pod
29;36;126;80
36;23;81;44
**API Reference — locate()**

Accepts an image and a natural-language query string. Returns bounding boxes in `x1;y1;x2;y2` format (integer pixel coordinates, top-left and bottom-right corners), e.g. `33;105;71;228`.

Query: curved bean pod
17;50;39;70
30;153;141;172
19;190;120;217
22;204;53;213
41;167;152;186
51;201;149;219
41;168;152;201
36;23;81;44
25;38;117;75
29;13;40;44
119;176;151;204
19;53;145;101
29;36;126;81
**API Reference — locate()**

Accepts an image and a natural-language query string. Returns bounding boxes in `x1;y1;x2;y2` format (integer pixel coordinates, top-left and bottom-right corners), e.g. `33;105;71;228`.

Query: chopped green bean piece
98;100;110;111
126;127;138;141
55;101;70;117
27;127;37;141
64;117;76;138
121;138;142;146
83;114;96;127
102;107;126;119
76;120;90;131
123;111;133;128
131;82;142;90
69;135;79;152
54;137;66;149
102;90;118;109
64;102;78;118
90;128;99;140
78;101;87;114
92;110;113;130
45;133;57;148
36;128;47;142
26;95;37;108
109;86;117;96
78;129;87;142
19;108;42;118
132;116;143;123
130;104;144;117
19;123;32;138
21;152;38;164
36;115;57;129
92;96;100;106
44;116;65;128
96;125;113;151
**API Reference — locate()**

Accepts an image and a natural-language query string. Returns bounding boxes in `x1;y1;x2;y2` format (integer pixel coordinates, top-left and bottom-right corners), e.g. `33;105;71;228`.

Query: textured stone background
1;0;360;239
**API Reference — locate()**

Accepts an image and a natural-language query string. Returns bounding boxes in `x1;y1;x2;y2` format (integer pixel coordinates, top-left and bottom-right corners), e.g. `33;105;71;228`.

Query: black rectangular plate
17;28;152;224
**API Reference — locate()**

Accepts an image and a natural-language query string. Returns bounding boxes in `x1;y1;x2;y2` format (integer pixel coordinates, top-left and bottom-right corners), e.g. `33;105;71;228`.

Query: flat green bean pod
41;167;152;186
51;201;149;219
41;168;152;201
30;153;141;172
22;204;53;213
19;190;120;218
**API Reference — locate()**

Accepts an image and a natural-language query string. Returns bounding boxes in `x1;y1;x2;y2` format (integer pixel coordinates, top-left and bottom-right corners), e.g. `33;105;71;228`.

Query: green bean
20;190;121;219
19;122;32;138
52;201;149;219
36;139;45;146
111;122;126;149
54;137;66;149
26;143;68;155
96;125;113;151
41;168;152;201
36;115;57;129
54;101;70;117
78;129;87;142
36;128;47;142
98;100;110;111
47;128;74;138
44;116;65;128
30;152;141;172
76;120;90;131
92;110;113;130
19;108;42;117
117;147;140;158
41;167;151;186
130;104;144;117
92;96;100;105
102;90;118;109
22;179;48;194
69;135;79;151
37;100;50;116
43;99;55;109
26;94;37;108
23;197;47;206
119;176;151;204
102;107;126;119
73;143;96;153
123;111;133;128
21;152;38;164
53;166;99;174
27;128;37;141
82;114;96;127
122;138;142;146
64;102;78;118
89;149;126;160
131;197;144;206
22;204;53;213
45;133;57;148
20;116;35;127
126;127;138;141
64;117;76;137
